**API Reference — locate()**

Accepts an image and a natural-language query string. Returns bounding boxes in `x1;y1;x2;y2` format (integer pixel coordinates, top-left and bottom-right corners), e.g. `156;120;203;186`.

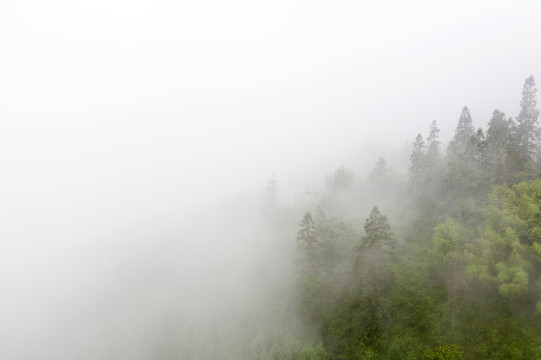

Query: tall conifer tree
448;106;475;157
409;134;426;197
517;75;539;163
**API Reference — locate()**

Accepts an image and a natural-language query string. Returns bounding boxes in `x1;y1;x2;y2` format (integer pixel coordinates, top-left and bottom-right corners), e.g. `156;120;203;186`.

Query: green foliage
362;206;394;250
495;262;529;298
265;76;541;360
432;218;464;260
426;120;441;164
448;107;475;157
271;338;327;360
424;345;463;360
517;75;540;162
486;109;511;184
410;133;426;196
291;183;541;360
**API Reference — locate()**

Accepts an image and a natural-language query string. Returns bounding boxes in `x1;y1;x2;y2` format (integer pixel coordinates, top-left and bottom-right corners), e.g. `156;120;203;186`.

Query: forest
4;3;541;360
174;75;541;360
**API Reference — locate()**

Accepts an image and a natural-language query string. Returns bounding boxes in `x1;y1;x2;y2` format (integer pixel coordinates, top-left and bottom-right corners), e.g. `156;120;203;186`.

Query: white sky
2;1;541;203
0;0;540;237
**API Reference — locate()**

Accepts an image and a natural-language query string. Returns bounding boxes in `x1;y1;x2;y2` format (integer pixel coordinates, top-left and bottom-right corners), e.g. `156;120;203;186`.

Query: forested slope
262;75;541;360
167;76;541;360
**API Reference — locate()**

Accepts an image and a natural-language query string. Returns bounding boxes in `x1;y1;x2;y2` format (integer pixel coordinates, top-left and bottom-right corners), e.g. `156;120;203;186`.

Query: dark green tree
345;206;396;357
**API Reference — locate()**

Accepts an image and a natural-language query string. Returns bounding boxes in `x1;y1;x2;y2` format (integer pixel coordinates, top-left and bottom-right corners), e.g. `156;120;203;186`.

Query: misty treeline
173;76;541;360
280;75;541;360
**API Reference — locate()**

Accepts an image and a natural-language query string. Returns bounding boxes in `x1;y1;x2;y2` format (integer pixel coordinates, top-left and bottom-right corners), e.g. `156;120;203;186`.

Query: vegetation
262;75;541;360
157;76;541;360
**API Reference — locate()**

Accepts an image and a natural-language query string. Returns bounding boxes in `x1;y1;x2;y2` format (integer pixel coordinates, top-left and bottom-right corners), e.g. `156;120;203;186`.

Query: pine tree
487;110;509;156
426;120;441;166
505;117;525;184
297;211;318;253
448;106;475;158
362;206;394;251
470;128;488;170
422;121;444;203
486;110;510;184
445;107;477;198
517;75;539;163
409;134;426;197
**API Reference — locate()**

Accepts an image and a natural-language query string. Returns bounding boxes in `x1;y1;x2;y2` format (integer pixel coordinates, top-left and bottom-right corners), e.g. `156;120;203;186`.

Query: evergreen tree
285;75;541;360
470;128;488;170
421;121;444;204
362;206;394;251
409;133;426;197
426;120;441;166
517;75;540;163
487;110;509;158
355;206;395;287
297;211;318;254
347;206;396;356
505;117;525;184
448;106;475;158
445;107;478;198
486;110;510;184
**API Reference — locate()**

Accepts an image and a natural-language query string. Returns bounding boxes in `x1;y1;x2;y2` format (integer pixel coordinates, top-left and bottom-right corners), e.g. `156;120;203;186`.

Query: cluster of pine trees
283;76;541;360
411;76;540;201
163;76;540;360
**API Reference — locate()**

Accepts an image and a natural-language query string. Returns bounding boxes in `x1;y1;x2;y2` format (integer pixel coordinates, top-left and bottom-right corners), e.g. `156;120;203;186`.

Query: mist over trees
4;1;541;359
212;75;541;360
3;72;540;360
138;75;541;360
1;67;539;360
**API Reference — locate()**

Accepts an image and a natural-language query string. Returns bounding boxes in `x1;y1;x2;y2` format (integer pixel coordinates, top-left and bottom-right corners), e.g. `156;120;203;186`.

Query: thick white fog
1;1;541;359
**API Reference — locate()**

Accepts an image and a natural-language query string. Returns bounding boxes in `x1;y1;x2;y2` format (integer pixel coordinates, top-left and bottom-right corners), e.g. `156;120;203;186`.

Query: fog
1;1;541;359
